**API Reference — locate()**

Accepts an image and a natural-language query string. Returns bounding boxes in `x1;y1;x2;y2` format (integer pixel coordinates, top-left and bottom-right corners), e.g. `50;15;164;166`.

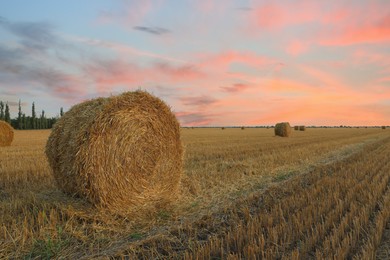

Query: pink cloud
250;2;319;30
175;111;216;126
320;20;390;46
377;77;390;84
352;49;390;67
197;51;273;69
317;4;390;45
248;2;390;47
194;0;217;13
220;83;249;93
285;40;309;56
154;62;204;81
180;95;217;107
83;59;206;94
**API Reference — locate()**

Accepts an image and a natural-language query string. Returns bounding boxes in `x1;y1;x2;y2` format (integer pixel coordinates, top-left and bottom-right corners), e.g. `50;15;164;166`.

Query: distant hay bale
294;126;299;130
222;127;225;130
45;91;183;214
382;126;386;129
274;122;291;137
0;120;14;147
299;125;306;131
241;126;245;130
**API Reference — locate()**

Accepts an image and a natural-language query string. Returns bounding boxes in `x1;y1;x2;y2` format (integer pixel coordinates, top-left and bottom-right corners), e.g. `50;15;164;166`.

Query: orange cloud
318;4;390;45
320;20;390;46
248;2;390;47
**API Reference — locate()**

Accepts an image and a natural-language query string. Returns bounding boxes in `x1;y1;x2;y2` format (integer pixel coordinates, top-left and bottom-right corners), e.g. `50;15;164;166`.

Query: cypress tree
60;107;64;117
40;110;46;129
5;103;11;124
32;102;36;129
0;101;4;120
18;100;22;129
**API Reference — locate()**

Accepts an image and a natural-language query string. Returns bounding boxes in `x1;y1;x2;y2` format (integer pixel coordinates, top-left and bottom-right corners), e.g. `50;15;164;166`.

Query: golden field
1;128;390;259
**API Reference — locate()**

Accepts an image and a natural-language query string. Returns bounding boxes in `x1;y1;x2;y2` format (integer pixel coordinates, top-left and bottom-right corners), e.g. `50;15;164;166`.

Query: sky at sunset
0;0;389;126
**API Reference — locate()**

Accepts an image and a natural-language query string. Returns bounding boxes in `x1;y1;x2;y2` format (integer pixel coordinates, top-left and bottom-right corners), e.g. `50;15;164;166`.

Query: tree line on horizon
0;100;64;130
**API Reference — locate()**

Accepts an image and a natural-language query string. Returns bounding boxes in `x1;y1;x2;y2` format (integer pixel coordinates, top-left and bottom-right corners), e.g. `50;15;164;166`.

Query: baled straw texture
0;120;14;146
294;126;299;130
299;125;306;131
46;91;183;213
382;126;386;129
275;122;291;137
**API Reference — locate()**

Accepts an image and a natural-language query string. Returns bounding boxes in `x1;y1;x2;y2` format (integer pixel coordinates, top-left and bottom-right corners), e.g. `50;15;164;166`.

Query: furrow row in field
114;137;390;259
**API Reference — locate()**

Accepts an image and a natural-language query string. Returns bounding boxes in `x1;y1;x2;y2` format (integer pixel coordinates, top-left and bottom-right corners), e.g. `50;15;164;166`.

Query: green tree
60;107;64;117
18;100;23;129
4;103;11;124
32;102;36;129
0;101;4;120
40;110;47;129
22;113;27;130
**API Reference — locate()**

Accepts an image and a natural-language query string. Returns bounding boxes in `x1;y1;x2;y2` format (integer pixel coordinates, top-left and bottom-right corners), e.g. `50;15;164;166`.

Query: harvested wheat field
1;128;390;259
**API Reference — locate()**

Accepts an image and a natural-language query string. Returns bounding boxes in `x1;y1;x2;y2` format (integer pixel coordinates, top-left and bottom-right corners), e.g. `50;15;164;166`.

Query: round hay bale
45;91;183;214
0;120;14;146
274;122;291;137
382;126;386;130
221;127;225;130
241;126;245;130
294;126;299;130
299;125;306;131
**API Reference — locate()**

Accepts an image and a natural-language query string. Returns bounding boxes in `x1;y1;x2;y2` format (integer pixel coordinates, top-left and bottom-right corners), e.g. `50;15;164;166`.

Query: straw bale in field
294;126;299;130
299;125;306;131
0;120;14;146
382;126;386;129
275;122;291;137
45;91;183;213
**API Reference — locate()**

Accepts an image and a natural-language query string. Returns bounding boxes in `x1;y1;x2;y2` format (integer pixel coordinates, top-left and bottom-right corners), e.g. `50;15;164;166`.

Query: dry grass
1;128;390;258
45;91;182;215
0;120;14;146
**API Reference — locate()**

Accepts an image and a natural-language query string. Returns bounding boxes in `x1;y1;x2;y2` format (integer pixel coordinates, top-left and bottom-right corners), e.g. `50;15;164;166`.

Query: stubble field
1;128;390;259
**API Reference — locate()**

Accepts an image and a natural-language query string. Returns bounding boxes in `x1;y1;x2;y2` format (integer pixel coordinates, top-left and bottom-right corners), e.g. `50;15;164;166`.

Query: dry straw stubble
275;122;291;137
0;120;14;146
45;91;183;214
